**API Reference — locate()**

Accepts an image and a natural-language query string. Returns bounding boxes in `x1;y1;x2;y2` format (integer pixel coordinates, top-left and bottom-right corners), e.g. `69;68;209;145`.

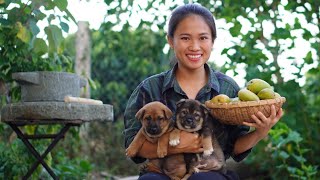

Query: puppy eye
158;116;164;121
146;116;152;121
194;114;200;119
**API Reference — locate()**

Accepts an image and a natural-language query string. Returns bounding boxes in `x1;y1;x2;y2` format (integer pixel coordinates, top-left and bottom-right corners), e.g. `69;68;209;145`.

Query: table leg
9;123;72;180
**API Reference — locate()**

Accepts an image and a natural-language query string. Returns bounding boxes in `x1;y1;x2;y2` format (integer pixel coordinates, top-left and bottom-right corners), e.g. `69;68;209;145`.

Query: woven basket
205;97;286;125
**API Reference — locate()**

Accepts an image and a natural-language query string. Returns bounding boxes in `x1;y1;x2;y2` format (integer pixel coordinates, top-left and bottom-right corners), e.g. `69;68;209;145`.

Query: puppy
170;99;215;156
169;99;226;179
125;101;174;159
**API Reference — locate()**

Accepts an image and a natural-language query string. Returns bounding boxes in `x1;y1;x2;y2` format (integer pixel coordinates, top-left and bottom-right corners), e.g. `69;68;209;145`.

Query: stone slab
1;102;113;123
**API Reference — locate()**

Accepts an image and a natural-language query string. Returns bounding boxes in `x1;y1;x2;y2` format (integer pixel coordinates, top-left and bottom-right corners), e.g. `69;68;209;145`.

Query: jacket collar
162;63;220;94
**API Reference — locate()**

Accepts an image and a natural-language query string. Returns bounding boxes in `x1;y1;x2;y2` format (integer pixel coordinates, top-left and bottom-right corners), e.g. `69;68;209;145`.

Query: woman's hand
168;131;203;154
137;131;203;159
243;105;283;139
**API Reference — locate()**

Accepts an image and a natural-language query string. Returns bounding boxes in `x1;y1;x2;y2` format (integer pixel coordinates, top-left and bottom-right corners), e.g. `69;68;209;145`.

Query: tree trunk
75;21;91;152
75;21;91;98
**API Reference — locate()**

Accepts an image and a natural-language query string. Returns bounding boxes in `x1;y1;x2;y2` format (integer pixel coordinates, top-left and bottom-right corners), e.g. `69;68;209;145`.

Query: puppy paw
194;167;200;173
157;149;167;158
126;147;137;158
169;139;180;146
203;148;214;157
193;164;207;173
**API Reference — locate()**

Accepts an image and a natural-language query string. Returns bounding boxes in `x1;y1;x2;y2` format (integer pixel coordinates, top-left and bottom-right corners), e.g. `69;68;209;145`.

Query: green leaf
79;160;92;171
0;18;9;25
293;18;301;29
279;151;290;159
60;21;69;33
286;131;302;143
29;19;40;36
88;78;97;90
292;154;306;163
33;38;48;55
44;25;64;54
229;21;242;37
64;9;77;24
304;51;313;64
45;0;55;10
0;32;5;45
16;22;31;43
33;9;46;20
54;0;68;11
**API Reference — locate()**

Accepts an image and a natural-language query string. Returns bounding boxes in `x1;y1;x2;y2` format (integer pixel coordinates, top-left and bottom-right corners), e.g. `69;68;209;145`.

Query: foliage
246;122;318;179
203;1;320;178
0;0;74;108
84;121;139;176
0;124;93;179
90;22;170;120
0;0;91;179
0;0;74;83
0;139;34;179
1;0;319;179
52;151;93;179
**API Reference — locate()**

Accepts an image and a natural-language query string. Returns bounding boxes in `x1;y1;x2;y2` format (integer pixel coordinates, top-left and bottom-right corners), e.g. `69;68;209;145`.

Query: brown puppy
126;101;174;158
168;99;226;180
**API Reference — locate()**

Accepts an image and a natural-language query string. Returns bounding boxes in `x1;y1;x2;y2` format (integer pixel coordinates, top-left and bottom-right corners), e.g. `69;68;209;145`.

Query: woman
124;3;283;180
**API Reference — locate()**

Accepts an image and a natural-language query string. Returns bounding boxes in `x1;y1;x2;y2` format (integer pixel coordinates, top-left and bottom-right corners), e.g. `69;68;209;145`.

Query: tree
0;0;75;104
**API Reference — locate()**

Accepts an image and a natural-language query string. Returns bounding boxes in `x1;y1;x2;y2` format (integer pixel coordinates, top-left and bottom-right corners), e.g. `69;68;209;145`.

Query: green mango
257;88;276;100
246;79;271;94
238;88;260;101
210;94;231;103
274;92;281;98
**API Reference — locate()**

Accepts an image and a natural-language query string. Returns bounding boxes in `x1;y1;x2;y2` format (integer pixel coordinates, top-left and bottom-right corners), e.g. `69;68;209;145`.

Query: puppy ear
176;99;186;108
135;108;145;121
163;107;173;120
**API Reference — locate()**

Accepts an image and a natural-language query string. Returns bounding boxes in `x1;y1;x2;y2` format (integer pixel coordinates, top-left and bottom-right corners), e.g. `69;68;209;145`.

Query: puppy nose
186;117;193;123
148;126;160;135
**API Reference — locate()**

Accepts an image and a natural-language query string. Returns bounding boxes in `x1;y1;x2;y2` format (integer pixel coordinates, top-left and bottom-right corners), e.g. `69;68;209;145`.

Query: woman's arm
233;105;283;155
137;131;203;159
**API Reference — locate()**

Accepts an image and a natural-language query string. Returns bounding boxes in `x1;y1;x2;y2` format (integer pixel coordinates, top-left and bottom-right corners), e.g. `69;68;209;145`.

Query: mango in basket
246;78;271;94
210;94;231;103
275;92;281;98
257;88;276;100
238;88;259;101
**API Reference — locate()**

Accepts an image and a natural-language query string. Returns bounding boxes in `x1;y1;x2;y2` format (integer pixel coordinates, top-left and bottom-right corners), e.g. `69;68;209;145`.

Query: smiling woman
123;3;284;180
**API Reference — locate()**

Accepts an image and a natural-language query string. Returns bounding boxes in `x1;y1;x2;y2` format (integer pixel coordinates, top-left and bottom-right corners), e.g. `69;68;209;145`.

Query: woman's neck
175;65;208;99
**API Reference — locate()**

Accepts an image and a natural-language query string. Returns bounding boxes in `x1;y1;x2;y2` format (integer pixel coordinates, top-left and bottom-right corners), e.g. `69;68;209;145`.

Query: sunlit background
65;0;318;87
1;0;319;179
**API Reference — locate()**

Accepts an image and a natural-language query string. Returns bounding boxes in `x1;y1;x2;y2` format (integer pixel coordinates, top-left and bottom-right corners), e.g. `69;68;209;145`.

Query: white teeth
188;55;201;59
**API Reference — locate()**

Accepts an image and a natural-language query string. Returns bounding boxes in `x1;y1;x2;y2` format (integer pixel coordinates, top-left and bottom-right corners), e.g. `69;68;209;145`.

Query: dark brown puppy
126;101;174;158
170;99;214;156
168;99;226;180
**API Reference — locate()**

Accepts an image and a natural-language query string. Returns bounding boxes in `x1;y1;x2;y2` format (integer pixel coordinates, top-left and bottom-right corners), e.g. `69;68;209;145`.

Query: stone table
1;102;113;179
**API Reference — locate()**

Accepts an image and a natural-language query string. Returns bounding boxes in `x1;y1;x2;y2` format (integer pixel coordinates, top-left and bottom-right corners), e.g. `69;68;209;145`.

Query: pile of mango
210;78;281;103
